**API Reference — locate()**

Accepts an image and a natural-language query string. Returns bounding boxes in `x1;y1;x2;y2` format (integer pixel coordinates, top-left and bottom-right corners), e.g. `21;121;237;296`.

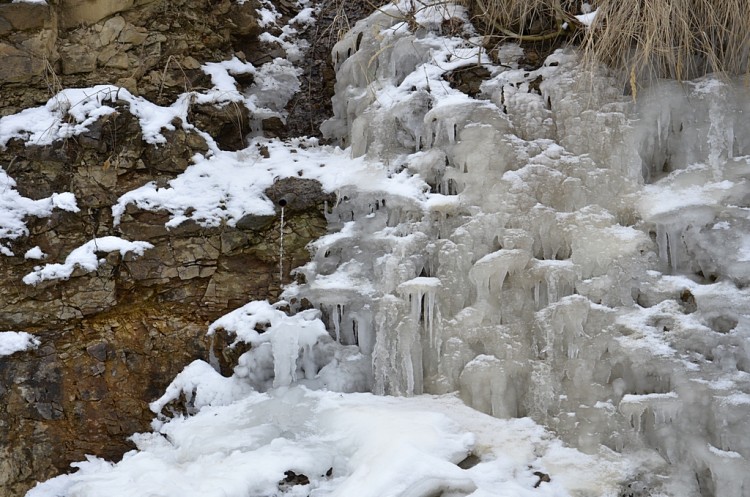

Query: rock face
0;117;332;496
0;0;267;114
0;0;341;495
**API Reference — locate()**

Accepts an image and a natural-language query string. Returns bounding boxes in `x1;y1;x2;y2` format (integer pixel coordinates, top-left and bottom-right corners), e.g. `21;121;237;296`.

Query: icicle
447;120;456;143
426;289;436;348
656;114;662;145
619;401;647;432
279;206;285;281
270;322;300;388
656;224;669;270
332;304;342;343
208;333;220;372
666;225;682;273
546;271;559;305
707;98;728;179
397;277;441;348
404;342;415;395
567;344;579;359
351;308;374;354
470;249;530;307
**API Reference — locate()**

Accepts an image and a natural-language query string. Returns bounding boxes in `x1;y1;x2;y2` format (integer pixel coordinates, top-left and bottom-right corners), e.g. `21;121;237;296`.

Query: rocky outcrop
0;0;394;493
0;1;342;495
0;106;333;495
0;0;268;115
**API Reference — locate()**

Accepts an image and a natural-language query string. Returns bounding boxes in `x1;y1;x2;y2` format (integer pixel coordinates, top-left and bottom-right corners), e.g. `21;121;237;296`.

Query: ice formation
282;2;749;495
16;0;750;496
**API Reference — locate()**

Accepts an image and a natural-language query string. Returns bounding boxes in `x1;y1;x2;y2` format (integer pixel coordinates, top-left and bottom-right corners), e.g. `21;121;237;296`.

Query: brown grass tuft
467;0;587;40
582;0;750;81
463;0;750;81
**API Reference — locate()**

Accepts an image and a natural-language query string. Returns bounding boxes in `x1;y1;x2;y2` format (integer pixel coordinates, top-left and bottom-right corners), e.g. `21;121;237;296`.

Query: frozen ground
3;0;749;496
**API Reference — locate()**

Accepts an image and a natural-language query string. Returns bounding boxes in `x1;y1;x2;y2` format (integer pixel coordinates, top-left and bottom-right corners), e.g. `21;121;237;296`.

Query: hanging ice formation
203;2;750;496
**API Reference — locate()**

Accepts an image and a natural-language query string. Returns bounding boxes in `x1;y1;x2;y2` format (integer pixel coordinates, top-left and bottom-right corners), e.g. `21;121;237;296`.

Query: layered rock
0;0;340;495
0;105;333;495
0;0;265;114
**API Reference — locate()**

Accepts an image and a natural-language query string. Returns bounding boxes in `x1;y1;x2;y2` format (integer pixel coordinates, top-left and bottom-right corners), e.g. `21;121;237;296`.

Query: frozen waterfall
285;4;750;495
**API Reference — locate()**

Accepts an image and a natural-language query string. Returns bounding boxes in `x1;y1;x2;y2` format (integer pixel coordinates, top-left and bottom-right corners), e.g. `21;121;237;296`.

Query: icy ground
3;0;750;496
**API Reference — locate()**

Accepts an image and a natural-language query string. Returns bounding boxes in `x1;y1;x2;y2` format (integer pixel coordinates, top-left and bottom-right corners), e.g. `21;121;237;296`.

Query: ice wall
270;2;750;496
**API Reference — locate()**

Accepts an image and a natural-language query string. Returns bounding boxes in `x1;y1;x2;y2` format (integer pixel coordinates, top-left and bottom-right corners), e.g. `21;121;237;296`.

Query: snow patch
0;331;40;357
23;236;153;285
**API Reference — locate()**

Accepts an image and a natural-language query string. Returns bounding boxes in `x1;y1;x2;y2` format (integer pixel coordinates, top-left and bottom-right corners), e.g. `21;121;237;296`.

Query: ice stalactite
371;295;425;396
469;249;530;321
397;277;441;349
459;355;520;419
298;9;750;494
528;259;578;310
278;205;285;281
208;302;370;392
619;392;680;433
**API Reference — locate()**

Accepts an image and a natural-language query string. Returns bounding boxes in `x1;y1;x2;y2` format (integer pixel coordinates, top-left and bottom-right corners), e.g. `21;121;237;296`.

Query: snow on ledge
112;138;427;229
0;331;40;357
23;236;153;286
1;166;79;256
24;246;46;260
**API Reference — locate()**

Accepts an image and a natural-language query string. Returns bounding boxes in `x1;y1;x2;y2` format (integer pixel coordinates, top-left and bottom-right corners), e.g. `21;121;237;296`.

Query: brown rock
97;15;126;46
0;16;11;37
102;52;130;70
117;24;148;45
60;43;97;74
0;43;44;83
0;3;52;32
58;0;155;29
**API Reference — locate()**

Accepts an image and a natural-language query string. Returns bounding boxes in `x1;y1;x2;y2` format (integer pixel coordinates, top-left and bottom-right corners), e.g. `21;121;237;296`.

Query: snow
0;167;79;256
256;1;281;27
708;445;743;459
23;246;46;260
148;359;254;414
23;236;153;285
0;86;179;147
26;386;627;497
0;331;39;357
0;52;302;150
253;0;315;62
574;10;597;27
621;392;678;403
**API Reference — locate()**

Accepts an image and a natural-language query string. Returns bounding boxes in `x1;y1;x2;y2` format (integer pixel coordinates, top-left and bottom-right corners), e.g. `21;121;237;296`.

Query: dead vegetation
462;0;750;82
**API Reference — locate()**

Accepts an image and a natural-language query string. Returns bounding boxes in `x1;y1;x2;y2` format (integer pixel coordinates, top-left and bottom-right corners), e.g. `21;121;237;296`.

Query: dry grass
582;0;750;81
466;0;588;41
463;0;750;81
319;0;352;48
